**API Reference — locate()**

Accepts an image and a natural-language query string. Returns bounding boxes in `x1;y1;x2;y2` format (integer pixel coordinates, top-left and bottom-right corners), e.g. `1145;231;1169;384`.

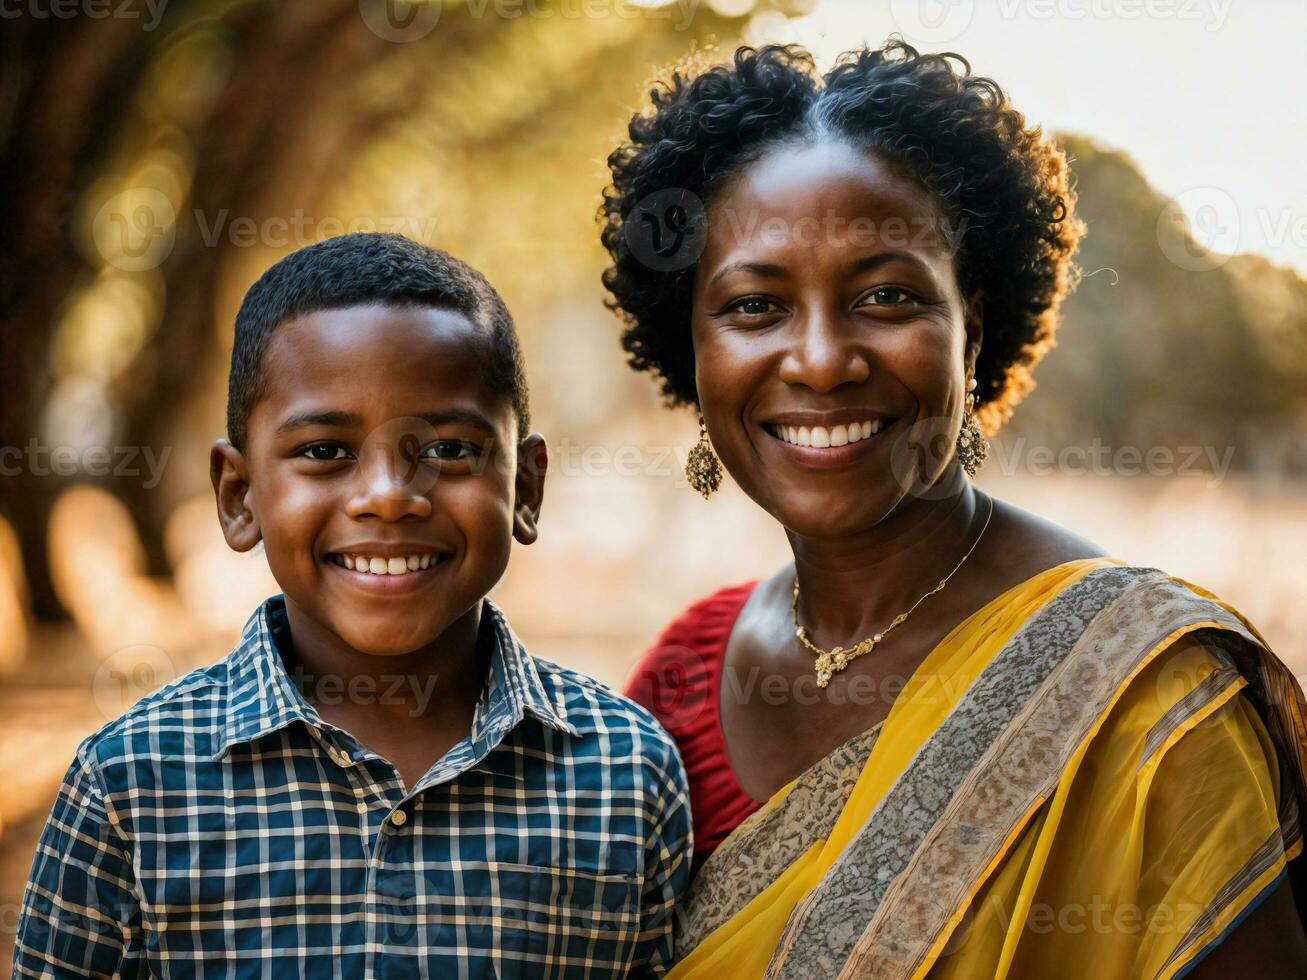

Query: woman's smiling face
690;140;981;537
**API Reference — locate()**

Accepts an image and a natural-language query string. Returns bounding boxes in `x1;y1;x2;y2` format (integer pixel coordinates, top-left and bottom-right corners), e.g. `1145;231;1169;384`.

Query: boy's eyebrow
416;409;497;432
275;408;497;434
276;410;358;434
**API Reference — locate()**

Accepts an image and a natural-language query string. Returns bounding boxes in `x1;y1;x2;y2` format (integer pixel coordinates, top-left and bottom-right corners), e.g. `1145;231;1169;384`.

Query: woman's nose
776;310;873;392
344;442;434;522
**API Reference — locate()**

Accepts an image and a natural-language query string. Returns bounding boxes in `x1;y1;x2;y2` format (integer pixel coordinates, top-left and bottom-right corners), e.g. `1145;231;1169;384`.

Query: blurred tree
0;0;754;617
1;6;1303;623
1009;134;1307;470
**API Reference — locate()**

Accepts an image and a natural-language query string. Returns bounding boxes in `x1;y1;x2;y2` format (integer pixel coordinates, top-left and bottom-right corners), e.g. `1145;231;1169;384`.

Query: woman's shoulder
646;580;759;659
981;496;1111;577
623;581;758;714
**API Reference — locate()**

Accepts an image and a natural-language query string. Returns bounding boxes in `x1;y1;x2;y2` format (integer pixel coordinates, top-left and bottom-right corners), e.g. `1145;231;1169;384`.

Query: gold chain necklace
792;494;995;688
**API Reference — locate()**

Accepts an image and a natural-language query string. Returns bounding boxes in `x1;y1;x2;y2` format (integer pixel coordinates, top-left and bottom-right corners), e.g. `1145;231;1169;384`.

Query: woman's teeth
328;554;438;574
772;420;886;447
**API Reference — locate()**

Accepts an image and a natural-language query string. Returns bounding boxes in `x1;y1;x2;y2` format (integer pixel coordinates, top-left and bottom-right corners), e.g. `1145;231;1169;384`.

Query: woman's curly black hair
599;39;1084;433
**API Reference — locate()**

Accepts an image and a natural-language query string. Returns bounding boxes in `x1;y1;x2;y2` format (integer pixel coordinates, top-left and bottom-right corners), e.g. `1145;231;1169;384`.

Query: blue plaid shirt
15;595;692;978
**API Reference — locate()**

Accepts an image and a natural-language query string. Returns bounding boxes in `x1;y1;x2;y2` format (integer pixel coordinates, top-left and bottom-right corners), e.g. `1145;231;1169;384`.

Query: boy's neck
276;596;491;741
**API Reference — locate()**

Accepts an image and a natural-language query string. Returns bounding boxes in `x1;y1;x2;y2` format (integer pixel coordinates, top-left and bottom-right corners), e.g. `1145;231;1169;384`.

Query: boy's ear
210;439;262;552
512;433;548;546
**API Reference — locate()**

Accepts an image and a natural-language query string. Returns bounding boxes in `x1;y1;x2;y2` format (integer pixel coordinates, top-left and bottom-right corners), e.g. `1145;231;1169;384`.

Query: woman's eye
726;296;781;317
299;443;349;462
422;441;480;461
862;286;918;306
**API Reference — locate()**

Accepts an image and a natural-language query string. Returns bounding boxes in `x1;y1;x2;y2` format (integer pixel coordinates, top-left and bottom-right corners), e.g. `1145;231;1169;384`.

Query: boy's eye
422;440;481;461
298;442;351;462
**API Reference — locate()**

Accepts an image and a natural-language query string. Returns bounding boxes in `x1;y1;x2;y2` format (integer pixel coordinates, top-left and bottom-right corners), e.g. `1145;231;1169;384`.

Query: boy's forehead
272;302;482;357
252;304;512;428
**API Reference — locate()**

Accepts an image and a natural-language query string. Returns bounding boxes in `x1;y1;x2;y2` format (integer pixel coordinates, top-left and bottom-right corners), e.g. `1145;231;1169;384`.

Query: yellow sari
669;559;1307;979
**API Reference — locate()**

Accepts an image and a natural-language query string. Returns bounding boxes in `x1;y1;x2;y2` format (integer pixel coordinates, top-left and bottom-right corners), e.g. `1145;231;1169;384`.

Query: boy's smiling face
211;303;544;658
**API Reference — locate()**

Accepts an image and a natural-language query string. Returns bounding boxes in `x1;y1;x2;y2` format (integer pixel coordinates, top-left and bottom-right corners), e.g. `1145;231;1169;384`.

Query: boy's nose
345;443;434;522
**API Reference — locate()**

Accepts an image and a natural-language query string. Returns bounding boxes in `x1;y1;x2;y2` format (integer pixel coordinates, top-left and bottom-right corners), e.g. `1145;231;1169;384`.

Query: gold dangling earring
957;375;989;478
685;414;723;499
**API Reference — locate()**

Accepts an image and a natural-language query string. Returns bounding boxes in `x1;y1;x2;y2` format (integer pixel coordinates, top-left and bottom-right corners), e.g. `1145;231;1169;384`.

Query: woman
601;41;1307;978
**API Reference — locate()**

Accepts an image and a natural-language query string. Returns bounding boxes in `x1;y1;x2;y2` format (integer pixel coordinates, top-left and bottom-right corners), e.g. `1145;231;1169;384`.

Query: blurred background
1;0;1304;951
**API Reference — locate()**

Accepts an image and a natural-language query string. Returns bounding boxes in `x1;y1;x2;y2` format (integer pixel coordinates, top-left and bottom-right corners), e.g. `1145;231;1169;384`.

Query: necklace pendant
816;666;833;688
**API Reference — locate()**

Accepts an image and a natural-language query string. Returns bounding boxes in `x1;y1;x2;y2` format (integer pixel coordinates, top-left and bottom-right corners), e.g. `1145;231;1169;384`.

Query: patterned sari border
1156;828;1288;980
851;585;1256;979
763;565;1168;979
1138;661;1243;770
674;725;881;958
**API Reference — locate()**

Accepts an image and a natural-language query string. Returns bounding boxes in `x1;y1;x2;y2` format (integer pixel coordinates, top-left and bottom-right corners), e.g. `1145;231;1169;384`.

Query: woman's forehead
709;141;939;226
699;141;954;271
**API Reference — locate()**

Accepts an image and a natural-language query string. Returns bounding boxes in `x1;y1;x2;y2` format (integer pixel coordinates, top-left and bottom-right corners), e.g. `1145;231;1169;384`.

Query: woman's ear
512;433;548;546
964;292;985;376
210;439;262;552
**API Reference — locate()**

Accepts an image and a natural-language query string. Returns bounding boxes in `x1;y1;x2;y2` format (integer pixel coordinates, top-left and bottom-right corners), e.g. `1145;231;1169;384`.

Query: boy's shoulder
72;645;251;780
526;653;684;764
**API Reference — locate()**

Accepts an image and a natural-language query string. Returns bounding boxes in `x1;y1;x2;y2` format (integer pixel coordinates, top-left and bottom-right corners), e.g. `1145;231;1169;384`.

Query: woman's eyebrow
706;260;788;289
844;251;935;277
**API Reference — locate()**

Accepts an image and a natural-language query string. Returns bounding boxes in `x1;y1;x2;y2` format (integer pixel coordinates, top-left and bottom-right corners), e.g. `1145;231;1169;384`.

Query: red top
624;582;765;872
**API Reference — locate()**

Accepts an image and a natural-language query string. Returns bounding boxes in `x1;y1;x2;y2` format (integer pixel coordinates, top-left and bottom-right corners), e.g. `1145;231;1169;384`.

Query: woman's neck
787;474;987;646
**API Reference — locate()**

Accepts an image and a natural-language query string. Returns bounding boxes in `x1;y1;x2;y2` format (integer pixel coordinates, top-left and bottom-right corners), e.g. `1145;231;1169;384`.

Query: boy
15;233;692;978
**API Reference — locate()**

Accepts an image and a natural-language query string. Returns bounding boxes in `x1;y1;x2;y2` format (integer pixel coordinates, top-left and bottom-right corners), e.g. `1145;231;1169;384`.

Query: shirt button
390;809;408;827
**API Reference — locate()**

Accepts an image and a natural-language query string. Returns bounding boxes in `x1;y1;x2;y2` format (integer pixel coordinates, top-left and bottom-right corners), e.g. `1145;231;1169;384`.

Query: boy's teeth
773;419;887;447
332;553;439;574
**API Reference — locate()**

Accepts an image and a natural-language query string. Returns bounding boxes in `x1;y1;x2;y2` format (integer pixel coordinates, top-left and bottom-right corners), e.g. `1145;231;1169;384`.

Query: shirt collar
213;594;578;761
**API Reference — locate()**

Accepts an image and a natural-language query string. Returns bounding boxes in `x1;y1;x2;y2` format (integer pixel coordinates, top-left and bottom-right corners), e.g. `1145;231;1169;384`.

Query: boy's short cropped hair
226;232;530;450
